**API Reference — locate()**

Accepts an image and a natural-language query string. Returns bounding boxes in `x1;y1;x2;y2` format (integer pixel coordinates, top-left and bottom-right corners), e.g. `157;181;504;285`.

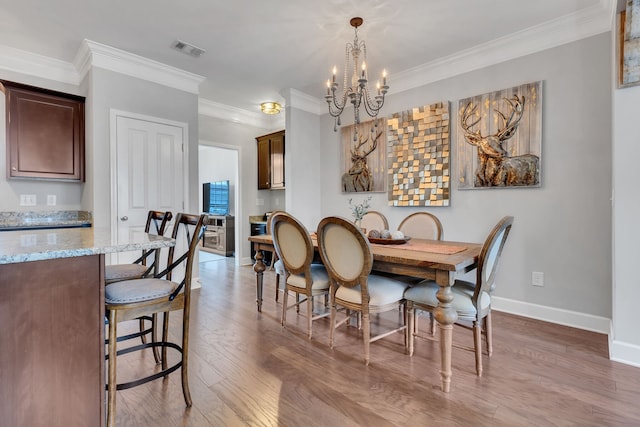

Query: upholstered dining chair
317;216;409;365
397;211;443;240
404;216;514;376
268;210;287;302
360;210;389;232
104;213;206;427
271;212;330;339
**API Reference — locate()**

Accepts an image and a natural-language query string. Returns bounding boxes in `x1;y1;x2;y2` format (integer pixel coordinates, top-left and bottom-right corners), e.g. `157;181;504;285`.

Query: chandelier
325;17;389;133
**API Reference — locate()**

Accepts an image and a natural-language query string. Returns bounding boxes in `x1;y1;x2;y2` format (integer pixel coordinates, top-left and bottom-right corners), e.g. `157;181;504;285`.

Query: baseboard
609;336;640;368
491;296;611;334
240;256;254;266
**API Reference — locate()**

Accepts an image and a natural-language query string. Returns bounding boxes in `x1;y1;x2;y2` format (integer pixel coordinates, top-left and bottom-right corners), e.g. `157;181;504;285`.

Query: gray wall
315;33;612;320
0;73;85;211
86;67;200;227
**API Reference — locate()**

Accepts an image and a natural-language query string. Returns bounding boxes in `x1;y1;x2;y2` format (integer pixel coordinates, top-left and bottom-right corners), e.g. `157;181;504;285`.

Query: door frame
109;109;190;242
198;140;242;266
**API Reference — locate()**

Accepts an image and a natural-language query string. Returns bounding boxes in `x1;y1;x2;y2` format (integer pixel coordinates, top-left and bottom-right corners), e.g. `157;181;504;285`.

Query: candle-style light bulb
382;69;387;86
326;79;331;95
332;66;337;83
361;62;366;79
376;81;381;96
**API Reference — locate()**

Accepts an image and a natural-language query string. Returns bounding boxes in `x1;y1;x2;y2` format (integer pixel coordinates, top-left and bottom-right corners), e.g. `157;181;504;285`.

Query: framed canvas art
341;119;387;193
387;102;450;206
457;81;542;189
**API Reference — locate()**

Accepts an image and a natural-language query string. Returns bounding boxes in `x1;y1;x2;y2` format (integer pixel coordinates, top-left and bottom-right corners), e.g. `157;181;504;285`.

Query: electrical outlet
20;194;37;206
47;195;56;206
532;271;544;287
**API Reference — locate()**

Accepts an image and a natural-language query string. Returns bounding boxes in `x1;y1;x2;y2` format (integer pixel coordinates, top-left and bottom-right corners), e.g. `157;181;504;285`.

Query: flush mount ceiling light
260;102;282;115
171;39;205;58
325;17;389;135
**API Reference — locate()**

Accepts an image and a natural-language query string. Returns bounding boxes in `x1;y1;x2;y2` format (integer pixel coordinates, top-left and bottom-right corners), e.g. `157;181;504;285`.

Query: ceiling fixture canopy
260;102;282;115
170;39;205;58
325;17;389;133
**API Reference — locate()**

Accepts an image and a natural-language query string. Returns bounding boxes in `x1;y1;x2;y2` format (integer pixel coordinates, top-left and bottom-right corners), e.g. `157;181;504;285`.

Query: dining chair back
405;215;514;376
105;210;173;284
271;212;330;339
104;213;206;427
398;211;443;240
360;210;389;232
268;210;287;301
317;216;409;365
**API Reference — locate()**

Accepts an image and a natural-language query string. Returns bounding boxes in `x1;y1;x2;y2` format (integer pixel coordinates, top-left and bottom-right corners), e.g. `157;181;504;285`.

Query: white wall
612;83;640;365
315;34;612;329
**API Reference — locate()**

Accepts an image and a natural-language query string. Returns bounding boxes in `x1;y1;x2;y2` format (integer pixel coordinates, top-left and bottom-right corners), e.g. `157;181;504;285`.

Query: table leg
433;270;457;392
252;245;266;312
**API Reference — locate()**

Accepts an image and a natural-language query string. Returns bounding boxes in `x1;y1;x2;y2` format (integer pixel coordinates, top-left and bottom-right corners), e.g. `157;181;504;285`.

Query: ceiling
0;0;613;115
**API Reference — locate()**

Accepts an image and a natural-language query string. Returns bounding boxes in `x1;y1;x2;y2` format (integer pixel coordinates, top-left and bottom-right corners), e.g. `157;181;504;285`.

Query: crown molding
280;88;325;115
198;98;284;129
75;40;205;94
391;1;614;94
0;45;80;85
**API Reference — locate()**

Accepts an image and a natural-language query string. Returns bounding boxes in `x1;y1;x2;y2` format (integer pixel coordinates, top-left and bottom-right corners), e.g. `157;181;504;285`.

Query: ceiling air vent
171;39;205;58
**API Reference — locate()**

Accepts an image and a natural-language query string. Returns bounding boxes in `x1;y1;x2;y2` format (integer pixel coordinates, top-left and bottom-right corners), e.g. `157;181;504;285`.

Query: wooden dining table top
248;233;482;275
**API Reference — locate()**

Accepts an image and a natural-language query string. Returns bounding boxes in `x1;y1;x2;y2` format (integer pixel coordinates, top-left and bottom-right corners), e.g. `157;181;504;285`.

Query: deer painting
342;130;382;192
460;95;539;187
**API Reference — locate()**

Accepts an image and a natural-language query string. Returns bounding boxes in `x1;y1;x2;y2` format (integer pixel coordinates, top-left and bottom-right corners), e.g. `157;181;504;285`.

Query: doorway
198;142;241;266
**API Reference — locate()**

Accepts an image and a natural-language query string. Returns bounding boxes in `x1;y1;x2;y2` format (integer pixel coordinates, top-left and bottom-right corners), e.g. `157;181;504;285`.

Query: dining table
248;233;482;393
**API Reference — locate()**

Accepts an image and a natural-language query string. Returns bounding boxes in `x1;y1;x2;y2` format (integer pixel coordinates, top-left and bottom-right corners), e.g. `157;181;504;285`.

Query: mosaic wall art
341;119;387;193
457;81;542;189
386;102;450;207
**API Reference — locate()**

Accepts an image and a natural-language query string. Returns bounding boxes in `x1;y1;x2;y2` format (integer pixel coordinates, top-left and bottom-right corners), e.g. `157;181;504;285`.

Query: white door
114;114;186;264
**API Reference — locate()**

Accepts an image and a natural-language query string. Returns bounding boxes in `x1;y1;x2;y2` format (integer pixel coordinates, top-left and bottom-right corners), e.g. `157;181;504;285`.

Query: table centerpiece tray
367;236;411;245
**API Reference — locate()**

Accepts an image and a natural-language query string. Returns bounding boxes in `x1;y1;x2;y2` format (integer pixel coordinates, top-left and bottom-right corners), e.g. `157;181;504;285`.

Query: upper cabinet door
256;130;285;190
3;81;85;181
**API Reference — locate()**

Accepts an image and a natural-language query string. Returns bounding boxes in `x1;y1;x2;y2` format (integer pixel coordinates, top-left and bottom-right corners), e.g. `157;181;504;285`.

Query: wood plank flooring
111;256;640;426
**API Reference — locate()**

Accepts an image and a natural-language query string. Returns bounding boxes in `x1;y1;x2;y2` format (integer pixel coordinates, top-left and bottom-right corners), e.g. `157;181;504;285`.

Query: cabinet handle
120;216;128;221
11;166;16;171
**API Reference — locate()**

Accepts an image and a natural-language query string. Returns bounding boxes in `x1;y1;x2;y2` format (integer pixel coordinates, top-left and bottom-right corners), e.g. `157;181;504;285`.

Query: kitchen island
0;227;175;427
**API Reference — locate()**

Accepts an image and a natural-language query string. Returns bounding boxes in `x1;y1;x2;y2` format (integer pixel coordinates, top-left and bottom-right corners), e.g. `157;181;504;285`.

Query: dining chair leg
485;312;493;357
107;308;118;427
151;313;161;363
363;312;371;366
473;320;483;377
162;312;170;375
275;273;280;302
329;304;336;348
281;288;289;326
407;304;415;356
181;306;193;407
430;312;437;336
307;296;313;339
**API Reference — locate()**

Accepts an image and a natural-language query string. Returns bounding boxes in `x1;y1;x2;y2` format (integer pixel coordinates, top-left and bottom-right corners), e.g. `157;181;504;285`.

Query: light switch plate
47;195;56;206
20;194;36;206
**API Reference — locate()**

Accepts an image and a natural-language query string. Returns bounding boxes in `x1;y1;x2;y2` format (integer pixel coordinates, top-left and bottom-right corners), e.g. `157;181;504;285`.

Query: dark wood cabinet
2;81;85;181
256;130;285;189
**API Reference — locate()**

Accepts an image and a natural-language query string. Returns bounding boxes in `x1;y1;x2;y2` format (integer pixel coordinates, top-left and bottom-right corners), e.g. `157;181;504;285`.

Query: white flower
349;196;372;222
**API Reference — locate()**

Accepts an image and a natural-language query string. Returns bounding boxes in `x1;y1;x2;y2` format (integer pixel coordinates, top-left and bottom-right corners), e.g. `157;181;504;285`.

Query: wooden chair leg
151;313;161;363
407;304;415;356
329;303;336;348
162;312;170;375
275;273;280;302
307;295;313;339
107;309;118;427
430;312;437;336
485;312;493;357
181;306;192;407
281;288;288;326
363;312;370;365
473;320;483;376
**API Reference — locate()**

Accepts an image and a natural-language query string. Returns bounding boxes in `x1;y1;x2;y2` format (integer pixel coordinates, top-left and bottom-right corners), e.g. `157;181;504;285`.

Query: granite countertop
0;210;92;230
0;227;175;265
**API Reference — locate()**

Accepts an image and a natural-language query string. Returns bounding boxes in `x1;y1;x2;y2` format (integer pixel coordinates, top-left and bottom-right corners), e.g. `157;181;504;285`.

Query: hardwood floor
112;257;640;426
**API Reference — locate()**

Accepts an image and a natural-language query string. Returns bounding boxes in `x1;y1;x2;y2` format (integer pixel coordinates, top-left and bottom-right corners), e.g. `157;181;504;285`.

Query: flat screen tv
203;180;230;215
